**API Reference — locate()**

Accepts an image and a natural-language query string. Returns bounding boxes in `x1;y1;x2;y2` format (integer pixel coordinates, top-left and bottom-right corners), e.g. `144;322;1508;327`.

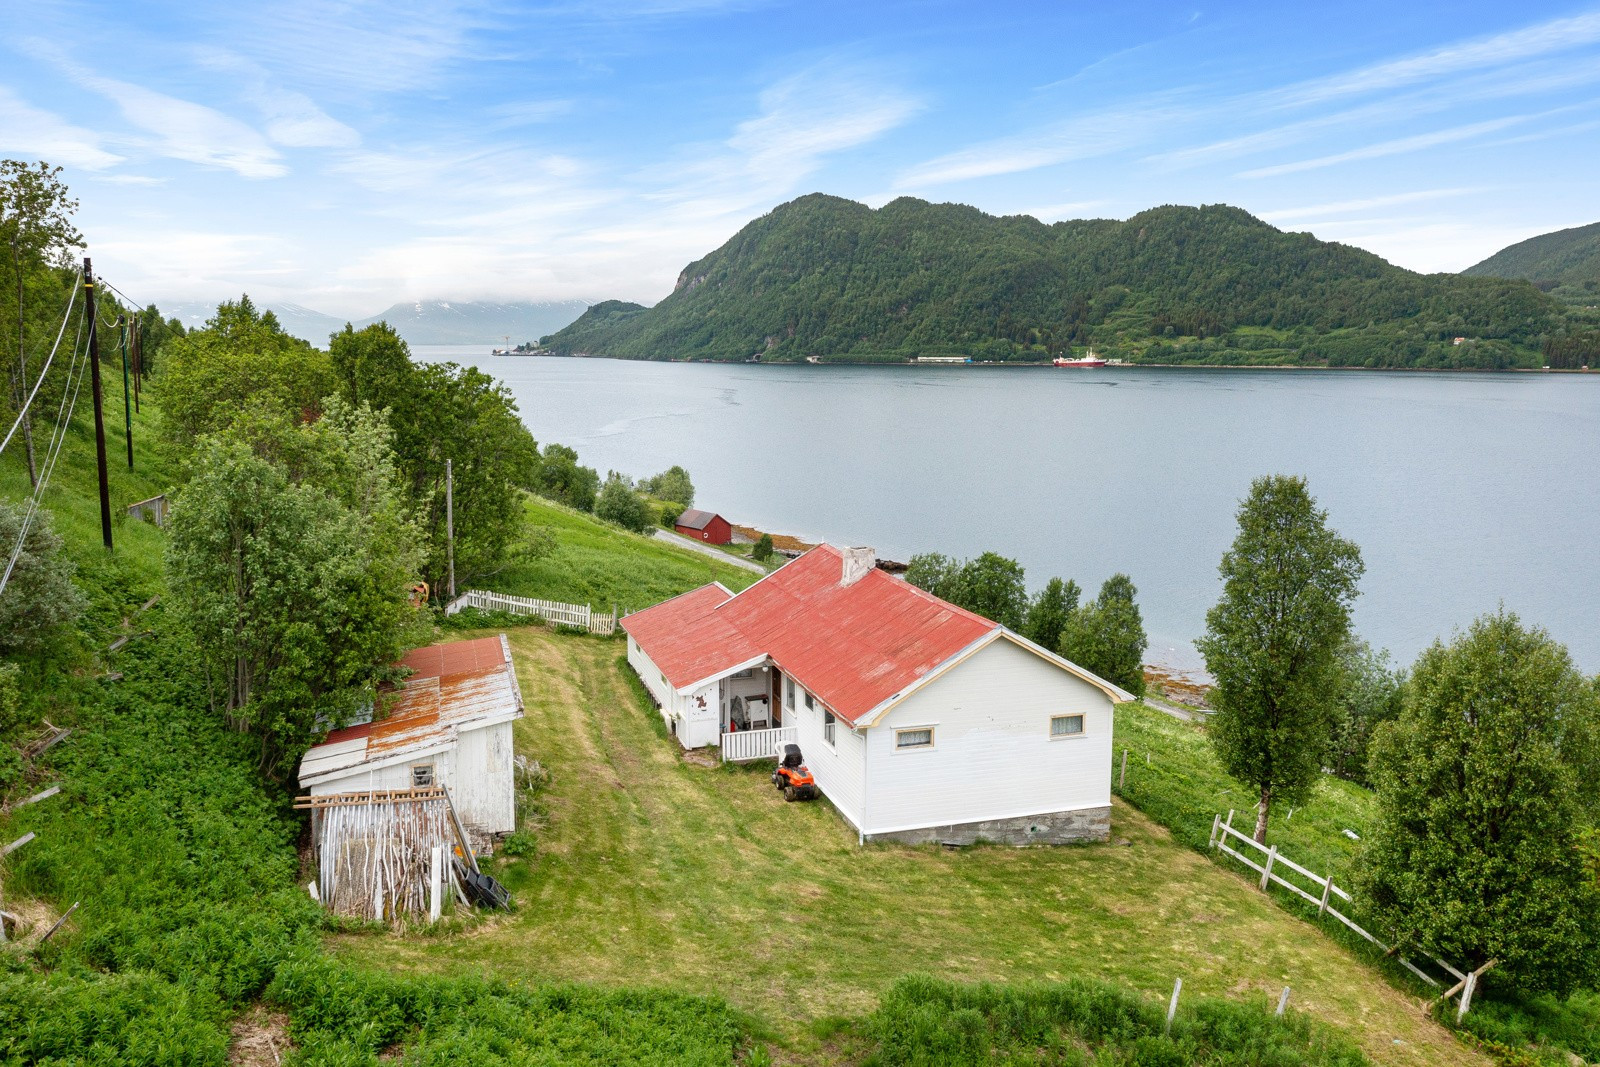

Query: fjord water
418;347;1600;673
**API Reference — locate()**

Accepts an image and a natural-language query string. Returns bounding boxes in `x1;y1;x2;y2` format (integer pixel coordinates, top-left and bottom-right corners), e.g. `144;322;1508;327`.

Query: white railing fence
445;590;620;636
1209;811;1486;1018
720;726;797;763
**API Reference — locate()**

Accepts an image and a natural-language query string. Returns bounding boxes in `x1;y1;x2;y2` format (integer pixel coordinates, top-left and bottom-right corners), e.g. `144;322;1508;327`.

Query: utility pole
83;258;112;551
11;235;38;488
446;458;456;599
117;313;133;470
131;318;141;413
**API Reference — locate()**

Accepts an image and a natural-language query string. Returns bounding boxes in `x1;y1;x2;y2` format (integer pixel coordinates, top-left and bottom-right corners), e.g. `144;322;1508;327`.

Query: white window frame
804;691;814;711
1050;713;1086;739
785;677;795;709
411;763;435;787
823;709;836;747
894;725;935;751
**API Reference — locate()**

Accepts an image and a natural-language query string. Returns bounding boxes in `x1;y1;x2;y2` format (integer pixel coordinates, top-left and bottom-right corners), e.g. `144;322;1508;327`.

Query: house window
784;677;795;709
411;763;435;787
1050;714;1085;738
823;710;836;746
895;727;934;750
804;692;814;711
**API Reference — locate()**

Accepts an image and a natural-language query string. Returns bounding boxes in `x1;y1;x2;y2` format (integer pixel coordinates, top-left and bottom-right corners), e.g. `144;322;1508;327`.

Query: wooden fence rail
445;590;621;635
1209;811;1476;1014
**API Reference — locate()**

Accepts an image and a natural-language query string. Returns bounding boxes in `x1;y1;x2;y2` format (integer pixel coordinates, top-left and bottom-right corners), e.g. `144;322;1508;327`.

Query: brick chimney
840;546;876;587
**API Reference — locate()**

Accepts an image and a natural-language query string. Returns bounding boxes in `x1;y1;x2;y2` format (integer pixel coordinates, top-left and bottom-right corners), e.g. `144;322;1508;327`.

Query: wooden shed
674;508;734;545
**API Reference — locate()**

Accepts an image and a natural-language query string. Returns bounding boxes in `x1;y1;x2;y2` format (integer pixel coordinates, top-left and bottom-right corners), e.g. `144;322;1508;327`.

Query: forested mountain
543;194;1569;369
1465;220;1600;306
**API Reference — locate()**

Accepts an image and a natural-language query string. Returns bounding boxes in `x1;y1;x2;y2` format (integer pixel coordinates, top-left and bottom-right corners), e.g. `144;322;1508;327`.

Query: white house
622;545;1133;845
297;634;524;835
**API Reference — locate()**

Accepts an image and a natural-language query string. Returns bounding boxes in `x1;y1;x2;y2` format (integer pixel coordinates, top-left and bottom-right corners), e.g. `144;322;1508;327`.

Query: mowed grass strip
334;629;1481;1067
491;495;760;609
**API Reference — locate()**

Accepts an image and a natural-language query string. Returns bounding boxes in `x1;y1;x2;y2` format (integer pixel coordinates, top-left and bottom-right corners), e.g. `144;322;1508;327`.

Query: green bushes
0;968;233;1066
864;975;1369;1066
266;953;745;1066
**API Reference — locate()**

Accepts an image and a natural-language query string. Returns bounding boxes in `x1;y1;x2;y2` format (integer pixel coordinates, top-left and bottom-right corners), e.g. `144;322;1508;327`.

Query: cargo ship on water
1053;347;1107;368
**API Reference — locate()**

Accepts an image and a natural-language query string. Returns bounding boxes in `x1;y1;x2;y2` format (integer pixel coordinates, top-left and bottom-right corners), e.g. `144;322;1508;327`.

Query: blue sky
2;0;1597;317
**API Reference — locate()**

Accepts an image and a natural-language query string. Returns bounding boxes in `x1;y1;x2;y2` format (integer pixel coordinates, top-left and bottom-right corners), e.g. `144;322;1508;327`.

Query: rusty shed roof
298;634;524;787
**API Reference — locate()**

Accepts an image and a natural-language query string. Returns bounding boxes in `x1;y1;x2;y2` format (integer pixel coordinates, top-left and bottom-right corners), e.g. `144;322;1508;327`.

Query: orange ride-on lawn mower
772;743;818;802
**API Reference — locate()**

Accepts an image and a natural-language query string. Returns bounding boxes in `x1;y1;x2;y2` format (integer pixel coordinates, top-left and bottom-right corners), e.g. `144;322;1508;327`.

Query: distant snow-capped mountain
152;299;591;346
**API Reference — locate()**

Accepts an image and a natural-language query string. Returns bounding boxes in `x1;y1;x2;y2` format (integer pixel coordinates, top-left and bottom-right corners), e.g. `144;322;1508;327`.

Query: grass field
335;627;1481;1067
491;495;761;609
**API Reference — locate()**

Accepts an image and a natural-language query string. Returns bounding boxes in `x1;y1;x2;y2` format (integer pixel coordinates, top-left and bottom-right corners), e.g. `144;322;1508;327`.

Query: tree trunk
1254;787;1272;843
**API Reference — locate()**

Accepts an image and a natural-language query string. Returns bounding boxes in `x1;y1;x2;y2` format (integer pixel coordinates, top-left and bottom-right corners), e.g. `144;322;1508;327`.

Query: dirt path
337;629;1483;1067
651;527;770;573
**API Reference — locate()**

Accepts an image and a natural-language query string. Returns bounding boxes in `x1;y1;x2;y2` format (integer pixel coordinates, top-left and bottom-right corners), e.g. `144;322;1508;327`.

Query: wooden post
1119;748;1128;790
1165;977;1182;1037
1276;987;1291;1016
38;901;79;945
1208;813;1221;849
1318;874;1334;916
117;313;132;470
429;845;442;923
446;458;456;599
1260;845;1278;891
1457;971;1476;1021
82;259;112;551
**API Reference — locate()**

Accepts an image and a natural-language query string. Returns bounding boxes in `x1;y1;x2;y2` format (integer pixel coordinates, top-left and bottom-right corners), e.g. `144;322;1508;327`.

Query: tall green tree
155;296;333;451
164;403;425;775
1024;577;1080;652
595;472;650;533
1198;475;1364;842
1326;641;1404;786
2;160;84;488
1356;612;1600;994
1058;574;1146;696
535;443;600;512
904;552;964;603
641;464;695;507
956;552;1029;629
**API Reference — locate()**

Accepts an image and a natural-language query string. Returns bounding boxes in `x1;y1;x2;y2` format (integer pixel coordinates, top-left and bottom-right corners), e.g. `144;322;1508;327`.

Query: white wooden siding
792;684;866;831
863;638;1113;836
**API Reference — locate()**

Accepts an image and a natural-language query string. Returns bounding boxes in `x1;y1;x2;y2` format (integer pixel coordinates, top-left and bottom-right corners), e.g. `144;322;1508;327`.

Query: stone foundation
865;804;1111;846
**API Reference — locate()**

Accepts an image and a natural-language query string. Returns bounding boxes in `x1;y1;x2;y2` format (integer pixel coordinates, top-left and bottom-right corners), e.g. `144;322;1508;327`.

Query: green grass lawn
334;628;1481;1067
491;495;761;611
1113;700;1377;883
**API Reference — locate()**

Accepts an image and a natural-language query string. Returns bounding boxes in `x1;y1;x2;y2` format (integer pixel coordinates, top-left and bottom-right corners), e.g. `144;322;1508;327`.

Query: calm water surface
418;347;1600;673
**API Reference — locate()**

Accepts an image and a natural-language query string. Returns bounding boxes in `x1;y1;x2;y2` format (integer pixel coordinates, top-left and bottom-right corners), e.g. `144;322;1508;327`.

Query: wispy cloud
194;48;360;148
1274;10;1600;108
0;87;123;169
1257;188;1480;221
485;99;576;128
1238;114;1533;178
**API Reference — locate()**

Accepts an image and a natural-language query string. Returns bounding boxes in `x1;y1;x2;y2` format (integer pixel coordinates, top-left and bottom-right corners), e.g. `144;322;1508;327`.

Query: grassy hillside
337;627;1477;1066
544;193;1562;369
1466;220;1600;306
491;495;761;610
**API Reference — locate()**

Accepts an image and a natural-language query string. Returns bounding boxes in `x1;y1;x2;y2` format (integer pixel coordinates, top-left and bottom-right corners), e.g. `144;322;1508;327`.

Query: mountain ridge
1464;220;1600;306
543;193;1562;370
159;298;590;346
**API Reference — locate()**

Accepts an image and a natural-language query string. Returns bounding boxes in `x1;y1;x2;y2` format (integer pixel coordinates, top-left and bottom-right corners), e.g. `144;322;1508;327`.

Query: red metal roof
622;547;997;726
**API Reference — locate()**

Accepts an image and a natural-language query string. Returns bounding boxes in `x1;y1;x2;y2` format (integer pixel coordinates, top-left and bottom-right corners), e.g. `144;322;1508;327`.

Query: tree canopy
1058;574;1147;697
1198;475;1364;842
1355;611;1600;995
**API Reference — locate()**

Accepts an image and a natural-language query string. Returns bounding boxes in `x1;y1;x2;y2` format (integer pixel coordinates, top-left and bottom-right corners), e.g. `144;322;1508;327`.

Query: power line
0;272;81;458
0;314;89;597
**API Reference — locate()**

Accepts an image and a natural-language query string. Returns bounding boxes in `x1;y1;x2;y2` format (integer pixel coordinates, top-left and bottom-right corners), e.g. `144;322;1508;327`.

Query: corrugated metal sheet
621;547;996;726
299;635;524;785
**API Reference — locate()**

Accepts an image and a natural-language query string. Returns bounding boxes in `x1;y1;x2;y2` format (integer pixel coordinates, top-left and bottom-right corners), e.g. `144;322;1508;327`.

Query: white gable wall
456;720;516;833
863;637;1113;836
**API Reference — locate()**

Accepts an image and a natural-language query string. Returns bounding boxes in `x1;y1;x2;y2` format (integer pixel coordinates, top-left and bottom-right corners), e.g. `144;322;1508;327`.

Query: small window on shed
411;763;435;787
895;727;934;750
1050;714;1085;738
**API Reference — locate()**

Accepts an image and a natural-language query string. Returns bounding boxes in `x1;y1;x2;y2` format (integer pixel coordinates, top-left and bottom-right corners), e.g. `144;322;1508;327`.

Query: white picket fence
445;590;619;636
720;726;797;763
1209;812;1489;1018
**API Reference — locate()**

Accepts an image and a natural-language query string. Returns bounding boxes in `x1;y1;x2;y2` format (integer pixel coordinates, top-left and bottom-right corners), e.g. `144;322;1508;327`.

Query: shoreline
513;351;1594;375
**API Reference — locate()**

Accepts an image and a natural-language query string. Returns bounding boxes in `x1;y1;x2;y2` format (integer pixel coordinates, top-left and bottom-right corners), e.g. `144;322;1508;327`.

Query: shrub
595;473;651;533
752;533;774;562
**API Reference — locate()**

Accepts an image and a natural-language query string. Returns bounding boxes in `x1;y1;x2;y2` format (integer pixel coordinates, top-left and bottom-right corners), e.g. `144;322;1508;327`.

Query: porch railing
720;726;797;763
